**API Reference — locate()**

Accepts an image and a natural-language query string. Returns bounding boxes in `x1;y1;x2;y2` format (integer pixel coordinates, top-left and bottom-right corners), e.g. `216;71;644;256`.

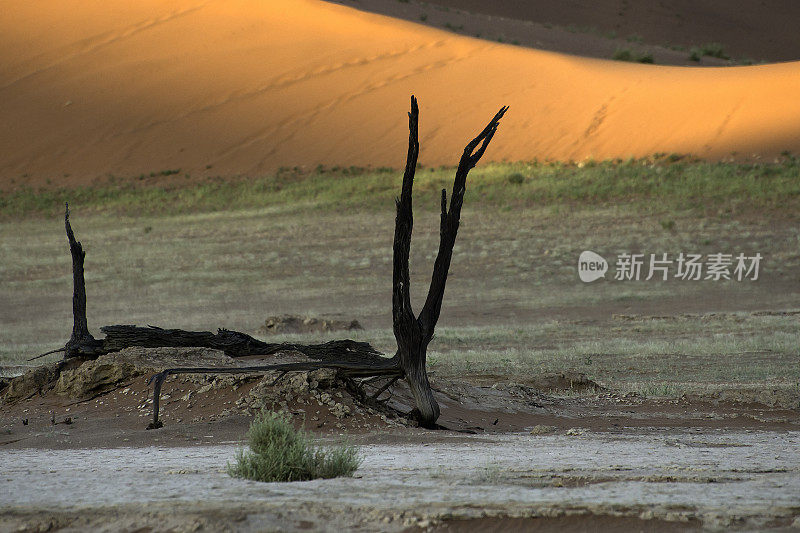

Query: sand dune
1;0;799;188
411;0;800;63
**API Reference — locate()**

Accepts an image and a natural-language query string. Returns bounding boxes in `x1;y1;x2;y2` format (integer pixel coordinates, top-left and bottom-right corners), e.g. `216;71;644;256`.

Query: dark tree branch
370;375;400;400
27;347;65;362
418;105;508;339
392;95;419;350
66;204;89;342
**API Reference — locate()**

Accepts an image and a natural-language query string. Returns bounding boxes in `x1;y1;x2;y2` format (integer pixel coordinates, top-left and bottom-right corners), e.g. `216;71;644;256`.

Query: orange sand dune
2;0;800;188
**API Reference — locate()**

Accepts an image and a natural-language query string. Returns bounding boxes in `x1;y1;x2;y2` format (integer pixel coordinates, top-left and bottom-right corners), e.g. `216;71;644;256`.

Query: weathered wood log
100;325;384;362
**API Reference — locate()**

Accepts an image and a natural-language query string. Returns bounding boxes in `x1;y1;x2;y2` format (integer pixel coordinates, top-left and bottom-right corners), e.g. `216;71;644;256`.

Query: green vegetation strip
3;157;800;219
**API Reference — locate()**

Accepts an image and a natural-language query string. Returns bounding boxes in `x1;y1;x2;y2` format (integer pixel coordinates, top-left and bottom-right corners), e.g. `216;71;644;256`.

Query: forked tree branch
418;105;508;340
392;95;420;351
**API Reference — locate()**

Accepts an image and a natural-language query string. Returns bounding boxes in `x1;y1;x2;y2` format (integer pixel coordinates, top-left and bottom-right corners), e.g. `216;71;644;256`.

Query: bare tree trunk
31;205;105;361
64;203;104;358
392;97;508;427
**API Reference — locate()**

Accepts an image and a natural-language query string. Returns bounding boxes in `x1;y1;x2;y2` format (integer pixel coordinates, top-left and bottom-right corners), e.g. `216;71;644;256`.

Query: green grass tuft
689;43;730;62
507;173;525;184
698;42;729;59
228;411;361;482
612;48;654;63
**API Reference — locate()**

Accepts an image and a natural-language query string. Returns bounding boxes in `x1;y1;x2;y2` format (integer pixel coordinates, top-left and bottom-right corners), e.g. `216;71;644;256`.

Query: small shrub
699;42;729;59
612;48;654;63
689;43;730;62
507;173;525;185
228;411;361;482
612;48;634;62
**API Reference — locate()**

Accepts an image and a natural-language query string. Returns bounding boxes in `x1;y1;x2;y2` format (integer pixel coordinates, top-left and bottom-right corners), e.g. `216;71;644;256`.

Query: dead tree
37;97;507;429
393;96;507;423
29;205;105;362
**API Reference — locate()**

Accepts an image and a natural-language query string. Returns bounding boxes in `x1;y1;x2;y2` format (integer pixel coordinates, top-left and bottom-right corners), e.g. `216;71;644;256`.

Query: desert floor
2;164;799;530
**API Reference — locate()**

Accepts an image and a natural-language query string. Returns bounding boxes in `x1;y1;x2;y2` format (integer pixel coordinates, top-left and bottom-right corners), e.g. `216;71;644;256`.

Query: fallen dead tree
35;96;507;429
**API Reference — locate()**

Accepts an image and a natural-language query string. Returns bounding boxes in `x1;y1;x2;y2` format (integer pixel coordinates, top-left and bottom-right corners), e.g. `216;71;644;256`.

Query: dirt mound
2;347;235;403
2;362;63;403
53;347;237;398
259;315;364;335
687;389;800;410
525;372;601;393
228;369;408;430
2;347;409;434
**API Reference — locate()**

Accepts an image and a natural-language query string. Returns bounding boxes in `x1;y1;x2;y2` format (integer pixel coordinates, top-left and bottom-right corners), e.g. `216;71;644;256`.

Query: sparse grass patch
507;173;525;185
612;48;633;61
5;158;800;220
612;48;654;63
423;315;800;399
689;43;730;62
228;411;360;482
698;42;729;59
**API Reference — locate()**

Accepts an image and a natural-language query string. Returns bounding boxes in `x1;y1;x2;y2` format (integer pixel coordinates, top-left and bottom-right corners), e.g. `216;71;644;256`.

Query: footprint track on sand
107;40;450;140
215;49;486;163
0;3;210;91
703;101;743;153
